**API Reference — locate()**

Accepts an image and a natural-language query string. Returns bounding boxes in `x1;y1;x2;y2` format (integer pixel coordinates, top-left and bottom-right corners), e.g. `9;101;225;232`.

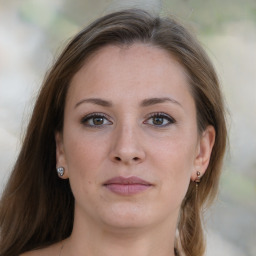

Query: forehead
74;43;187;81
67;43;193;108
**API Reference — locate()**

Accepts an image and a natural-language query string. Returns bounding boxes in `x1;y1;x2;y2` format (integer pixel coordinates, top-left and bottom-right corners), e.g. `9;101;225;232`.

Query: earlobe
192;125;215;180
55;132;69;179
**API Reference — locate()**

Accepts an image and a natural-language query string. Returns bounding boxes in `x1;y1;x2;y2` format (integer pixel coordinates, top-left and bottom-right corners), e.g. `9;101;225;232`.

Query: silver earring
57;167;65;177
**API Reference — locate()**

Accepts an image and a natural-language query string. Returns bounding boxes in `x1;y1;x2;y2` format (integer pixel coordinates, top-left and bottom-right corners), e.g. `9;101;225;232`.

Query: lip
103;176;153;195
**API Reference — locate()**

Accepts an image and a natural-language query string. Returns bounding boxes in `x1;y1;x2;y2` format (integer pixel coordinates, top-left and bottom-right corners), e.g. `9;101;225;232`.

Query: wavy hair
0;9;227;256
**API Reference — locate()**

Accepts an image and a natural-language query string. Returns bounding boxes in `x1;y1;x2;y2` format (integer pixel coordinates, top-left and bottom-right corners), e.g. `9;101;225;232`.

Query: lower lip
104;184;151;195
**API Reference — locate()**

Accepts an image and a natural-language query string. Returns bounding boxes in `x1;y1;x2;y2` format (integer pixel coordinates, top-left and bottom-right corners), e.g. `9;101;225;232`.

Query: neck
62;209;178;256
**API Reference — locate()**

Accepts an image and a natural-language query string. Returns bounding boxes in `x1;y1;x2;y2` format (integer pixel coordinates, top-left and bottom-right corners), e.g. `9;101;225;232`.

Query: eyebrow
75;98;113;108
140;97;182;108
75;97;182;109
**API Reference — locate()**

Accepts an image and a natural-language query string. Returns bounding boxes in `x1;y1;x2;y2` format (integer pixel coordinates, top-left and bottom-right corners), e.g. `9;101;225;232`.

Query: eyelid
80;112;176;128
143;112;176;126
80;112;113;127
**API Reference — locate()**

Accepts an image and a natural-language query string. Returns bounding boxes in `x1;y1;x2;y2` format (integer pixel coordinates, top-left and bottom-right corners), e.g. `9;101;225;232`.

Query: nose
109;123;146;165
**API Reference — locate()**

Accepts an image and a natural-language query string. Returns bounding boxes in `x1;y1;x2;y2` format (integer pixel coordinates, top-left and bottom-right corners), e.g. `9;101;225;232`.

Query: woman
0;9;227;256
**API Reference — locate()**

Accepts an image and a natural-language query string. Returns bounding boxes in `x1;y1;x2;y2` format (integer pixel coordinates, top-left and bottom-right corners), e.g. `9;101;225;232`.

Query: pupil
93;117;103;125
153;117;163;125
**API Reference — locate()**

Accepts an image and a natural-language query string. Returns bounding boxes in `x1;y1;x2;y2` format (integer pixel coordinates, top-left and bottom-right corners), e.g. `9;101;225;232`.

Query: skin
22;43;215;256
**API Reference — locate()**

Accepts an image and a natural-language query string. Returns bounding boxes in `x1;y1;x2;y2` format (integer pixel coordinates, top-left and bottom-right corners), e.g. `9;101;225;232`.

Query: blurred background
0;0;255;255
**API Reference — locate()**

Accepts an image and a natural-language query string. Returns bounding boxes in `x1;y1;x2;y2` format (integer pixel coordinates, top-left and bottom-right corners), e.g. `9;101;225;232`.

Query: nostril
114;156;140;162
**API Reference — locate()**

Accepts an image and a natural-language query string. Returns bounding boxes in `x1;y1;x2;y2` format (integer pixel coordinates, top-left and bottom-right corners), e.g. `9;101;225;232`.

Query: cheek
64;140;104;209
149;133;197;198
64;129;105;167
152;133;196;174
63;130;109;193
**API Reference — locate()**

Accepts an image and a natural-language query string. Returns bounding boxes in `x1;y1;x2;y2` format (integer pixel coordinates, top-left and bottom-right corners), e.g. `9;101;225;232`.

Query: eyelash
81;112;112;128
80;112;176;128
144;112;176;127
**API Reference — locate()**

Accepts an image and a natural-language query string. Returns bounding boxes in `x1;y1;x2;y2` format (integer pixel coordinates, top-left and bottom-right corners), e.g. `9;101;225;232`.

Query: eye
144;112;176;127
81;113;112;127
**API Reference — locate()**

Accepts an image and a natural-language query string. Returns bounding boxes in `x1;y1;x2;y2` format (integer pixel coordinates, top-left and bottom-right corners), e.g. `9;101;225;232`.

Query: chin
99;202;157;230
102;215;150;231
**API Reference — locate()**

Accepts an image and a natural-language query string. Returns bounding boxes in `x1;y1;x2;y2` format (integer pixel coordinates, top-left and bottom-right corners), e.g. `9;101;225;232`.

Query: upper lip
103;176;152;186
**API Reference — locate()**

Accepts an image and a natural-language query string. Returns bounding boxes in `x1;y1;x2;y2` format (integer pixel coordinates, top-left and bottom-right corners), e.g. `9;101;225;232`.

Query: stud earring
194;171;201;184
57;167;65;177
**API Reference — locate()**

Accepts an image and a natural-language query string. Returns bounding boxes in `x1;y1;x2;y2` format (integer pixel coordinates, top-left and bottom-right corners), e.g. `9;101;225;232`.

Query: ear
55;132;69;179
192;125;215;181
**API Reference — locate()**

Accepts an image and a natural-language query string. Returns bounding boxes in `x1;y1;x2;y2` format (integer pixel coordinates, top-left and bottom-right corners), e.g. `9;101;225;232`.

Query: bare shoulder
20;242;62;256
20;250;39;256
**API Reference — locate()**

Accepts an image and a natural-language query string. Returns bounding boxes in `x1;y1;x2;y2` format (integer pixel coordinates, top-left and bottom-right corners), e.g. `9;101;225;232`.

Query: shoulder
20;242;62;256
20;251;38;256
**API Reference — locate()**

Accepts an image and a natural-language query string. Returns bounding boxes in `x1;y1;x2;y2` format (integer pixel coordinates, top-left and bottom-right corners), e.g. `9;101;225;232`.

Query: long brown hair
0;9;227;256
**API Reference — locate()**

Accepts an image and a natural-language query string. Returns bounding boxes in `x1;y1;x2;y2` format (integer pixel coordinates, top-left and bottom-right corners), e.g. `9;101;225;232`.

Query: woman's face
56;43;214;230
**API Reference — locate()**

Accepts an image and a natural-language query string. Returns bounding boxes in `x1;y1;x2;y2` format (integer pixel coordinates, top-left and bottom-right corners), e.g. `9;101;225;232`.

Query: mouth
103;176;153;195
